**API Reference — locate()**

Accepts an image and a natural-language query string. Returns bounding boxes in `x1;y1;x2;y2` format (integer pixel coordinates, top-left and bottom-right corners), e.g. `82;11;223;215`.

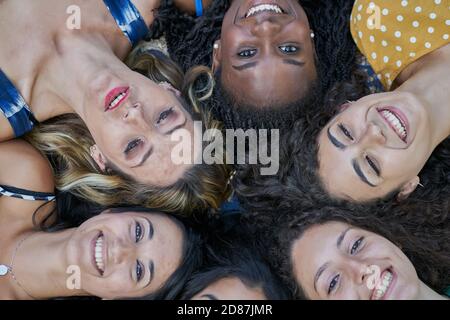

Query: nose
123;103;144;123
361;122;386;146
251;18;282;37
346;259;371;286
111;237;135;265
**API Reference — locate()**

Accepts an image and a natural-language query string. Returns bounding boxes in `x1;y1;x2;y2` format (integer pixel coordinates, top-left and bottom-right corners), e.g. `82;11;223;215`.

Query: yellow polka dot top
351;0;450;90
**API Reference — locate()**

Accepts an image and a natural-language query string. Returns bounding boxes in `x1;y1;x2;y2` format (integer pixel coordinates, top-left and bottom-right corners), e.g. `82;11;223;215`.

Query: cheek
82;272;135;298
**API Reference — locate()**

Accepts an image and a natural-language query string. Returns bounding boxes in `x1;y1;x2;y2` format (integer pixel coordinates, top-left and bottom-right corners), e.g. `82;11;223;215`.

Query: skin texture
291;221;445;300
317;44;450;202
0;0;197;186
191;277;267;300
212;0;317;108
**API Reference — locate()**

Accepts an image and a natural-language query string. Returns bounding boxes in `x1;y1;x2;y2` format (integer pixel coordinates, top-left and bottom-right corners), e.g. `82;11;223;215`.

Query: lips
92;232;106;276
371;268;396;300
104;86;130;112
377;107;409;143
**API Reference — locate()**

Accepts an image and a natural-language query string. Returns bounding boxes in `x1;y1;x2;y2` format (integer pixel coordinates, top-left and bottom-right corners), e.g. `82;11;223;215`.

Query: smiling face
191;276;267;300
83;69;196;187
65;210;184;299
214;0;317;108
291;221;421;300
317;91;434;202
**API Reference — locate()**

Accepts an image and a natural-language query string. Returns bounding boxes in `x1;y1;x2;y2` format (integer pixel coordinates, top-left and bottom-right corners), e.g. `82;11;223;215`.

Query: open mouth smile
371;268;396;300
245;3;284;18
105;86;130;112
92;232;106;276
378;107;409;143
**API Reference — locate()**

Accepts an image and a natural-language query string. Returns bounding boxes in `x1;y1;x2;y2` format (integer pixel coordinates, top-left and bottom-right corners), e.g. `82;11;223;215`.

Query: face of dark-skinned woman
212;0;318;109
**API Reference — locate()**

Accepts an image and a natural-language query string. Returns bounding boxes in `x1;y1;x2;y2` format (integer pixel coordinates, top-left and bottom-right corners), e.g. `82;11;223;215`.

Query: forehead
196;277;266;300
222;60;312;106
291;222;350;288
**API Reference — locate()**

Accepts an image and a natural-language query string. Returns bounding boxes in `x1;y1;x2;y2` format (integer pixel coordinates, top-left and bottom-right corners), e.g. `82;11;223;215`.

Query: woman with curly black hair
265;206;450;300
151;0;360;129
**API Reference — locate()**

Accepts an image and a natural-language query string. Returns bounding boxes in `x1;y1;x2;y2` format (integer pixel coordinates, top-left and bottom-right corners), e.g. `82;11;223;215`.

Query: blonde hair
26;43;231;215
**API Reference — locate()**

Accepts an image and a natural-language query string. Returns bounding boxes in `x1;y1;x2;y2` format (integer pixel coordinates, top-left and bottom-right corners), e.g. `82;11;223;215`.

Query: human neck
9;230;87;300
417;281;448;300
43;34;131;122
395;45;450;147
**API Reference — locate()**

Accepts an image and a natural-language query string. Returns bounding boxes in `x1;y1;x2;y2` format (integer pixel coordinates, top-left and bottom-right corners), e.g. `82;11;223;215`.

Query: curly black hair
180;214;291;299
150;0;361;129
262;205;450;299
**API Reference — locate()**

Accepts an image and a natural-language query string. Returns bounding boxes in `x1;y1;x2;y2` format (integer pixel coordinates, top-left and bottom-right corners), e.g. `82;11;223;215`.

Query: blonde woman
0;139;202;300
0;0;231;213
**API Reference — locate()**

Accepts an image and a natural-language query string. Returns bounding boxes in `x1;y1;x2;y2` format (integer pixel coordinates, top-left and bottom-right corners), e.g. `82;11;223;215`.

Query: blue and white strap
0;185;55;202
0;69;37;138
103;0;150;47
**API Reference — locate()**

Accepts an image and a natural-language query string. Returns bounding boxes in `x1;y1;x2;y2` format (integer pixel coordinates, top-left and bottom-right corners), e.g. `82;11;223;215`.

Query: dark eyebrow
144;217;154;240
327;127;346;150
144;260;155;289
232;62;258;71
131;148;153;168
352;159;376;187
314;262;330;293
283;59;305;67
337;227;352;249
200;294;218;300
144;217;155;288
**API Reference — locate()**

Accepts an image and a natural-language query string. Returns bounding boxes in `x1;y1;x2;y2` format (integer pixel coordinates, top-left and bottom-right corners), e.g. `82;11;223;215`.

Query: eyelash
125;138;142;154
136;260;143;282
135;221;143;243
338;123;354;141
366;156;380;176
328;274;340;295
157;107;174;125
351;237;364;255
279;45;299;54
237;49;257;58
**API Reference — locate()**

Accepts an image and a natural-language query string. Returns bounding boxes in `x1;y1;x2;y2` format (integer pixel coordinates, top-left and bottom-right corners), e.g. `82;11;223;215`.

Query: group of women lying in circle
0;0;448;299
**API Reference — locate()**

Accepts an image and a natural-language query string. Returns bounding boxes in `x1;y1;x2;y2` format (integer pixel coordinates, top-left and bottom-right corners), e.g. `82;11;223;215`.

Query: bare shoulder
172;0;212;15
0;116;15;142
0;139;54;193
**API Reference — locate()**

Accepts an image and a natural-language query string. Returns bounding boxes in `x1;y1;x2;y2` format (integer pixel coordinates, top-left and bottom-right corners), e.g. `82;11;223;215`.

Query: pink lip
377;106;410;143
104;86;130;112
370;268;397;300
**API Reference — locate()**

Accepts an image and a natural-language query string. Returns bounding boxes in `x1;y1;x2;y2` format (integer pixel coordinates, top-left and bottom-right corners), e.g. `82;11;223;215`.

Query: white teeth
109;93;126;108
372;271;393;300
381;110;407;140
246;4;283;18
94;235;104;273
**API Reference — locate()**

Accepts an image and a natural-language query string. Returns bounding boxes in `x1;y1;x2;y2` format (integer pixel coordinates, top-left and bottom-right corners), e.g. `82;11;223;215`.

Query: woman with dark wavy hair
264;206;450;300
150;0;360;129
0;139;202;300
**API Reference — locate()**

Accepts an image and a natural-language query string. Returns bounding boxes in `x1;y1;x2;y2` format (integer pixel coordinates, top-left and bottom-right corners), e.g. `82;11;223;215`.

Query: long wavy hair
34;205;203;300
26;45;231;215
150;0;360;129
263;206;450;299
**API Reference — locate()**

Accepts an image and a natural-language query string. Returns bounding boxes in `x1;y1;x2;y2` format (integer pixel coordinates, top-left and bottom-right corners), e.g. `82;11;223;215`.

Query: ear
90;145;107;172
396;176;420;202
211;40;222;74
159;81;181;97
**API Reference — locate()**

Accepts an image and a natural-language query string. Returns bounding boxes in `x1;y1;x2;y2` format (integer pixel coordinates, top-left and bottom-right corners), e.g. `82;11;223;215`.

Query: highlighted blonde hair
26;44;231;215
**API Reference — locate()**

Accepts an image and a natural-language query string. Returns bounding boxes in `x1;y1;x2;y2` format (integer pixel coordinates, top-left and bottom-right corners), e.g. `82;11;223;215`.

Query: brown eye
238;48;257;58
351;237;364;255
